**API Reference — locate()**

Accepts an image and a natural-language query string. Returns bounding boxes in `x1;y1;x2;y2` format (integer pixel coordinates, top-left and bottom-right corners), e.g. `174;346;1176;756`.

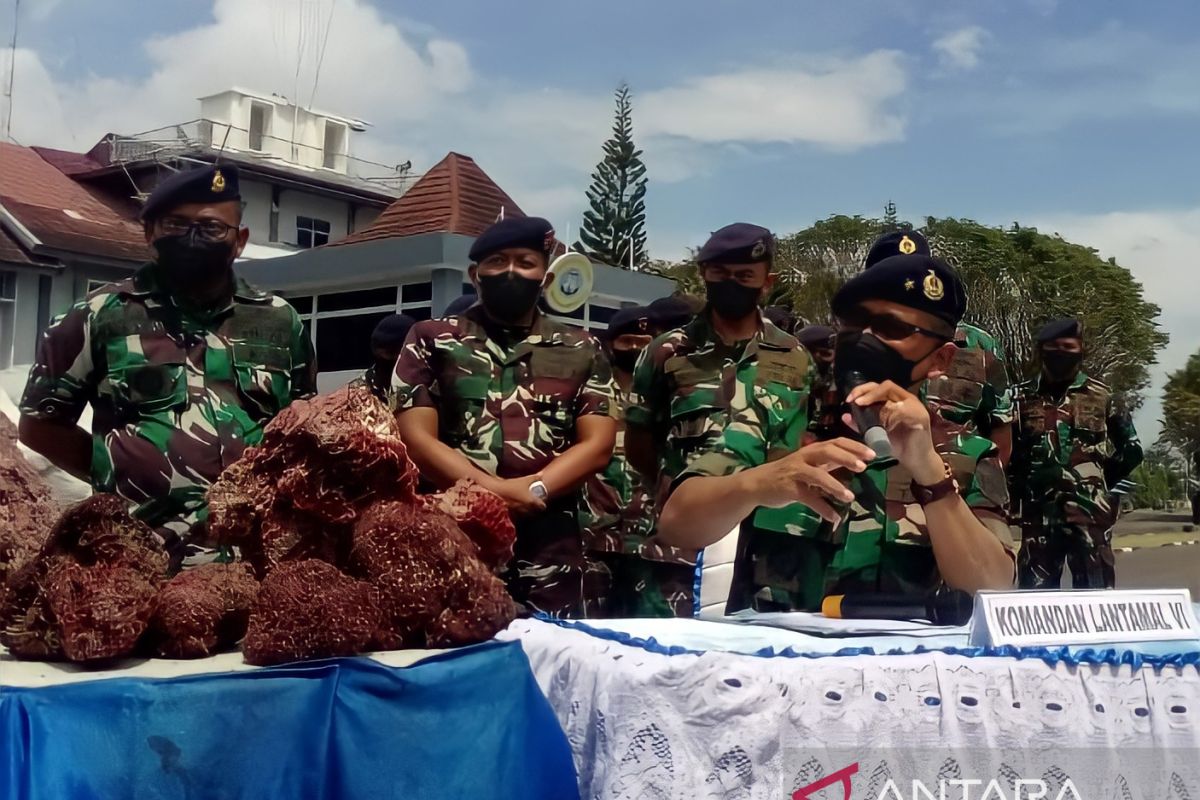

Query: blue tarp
1;640;579;800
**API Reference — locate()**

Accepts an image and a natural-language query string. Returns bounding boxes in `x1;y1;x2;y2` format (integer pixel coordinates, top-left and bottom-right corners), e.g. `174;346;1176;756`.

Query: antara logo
792;763;1085;800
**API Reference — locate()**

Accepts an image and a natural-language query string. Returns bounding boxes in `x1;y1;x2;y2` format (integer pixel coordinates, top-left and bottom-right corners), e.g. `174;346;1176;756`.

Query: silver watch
529;480;548;500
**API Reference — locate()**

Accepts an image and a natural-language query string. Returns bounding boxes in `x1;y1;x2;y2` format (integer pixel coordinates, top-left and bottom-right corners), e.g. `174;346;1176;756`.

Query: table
1;640;579;800
503;617;1200;800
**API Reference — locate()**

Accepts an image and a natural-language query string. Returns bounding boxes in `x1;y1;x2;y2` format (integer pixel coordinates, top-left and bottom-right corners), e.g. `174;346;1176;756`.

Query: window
36;276;52;339
296;216;331;249
0;271;15;301
249;102;271;151
589;305;619;326
323;121;347;170
401;282;432;304
286;295;313;315
316;312;392;373
319;287;396;313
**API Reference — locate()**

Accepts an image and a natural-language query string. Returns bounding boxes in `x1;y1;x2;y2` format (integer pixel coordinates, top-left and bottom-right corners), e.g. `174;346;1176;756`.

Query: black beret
647;296;696;330
141;164;241;221
469;217;555;263
1036;318;1083;343
443;291;477;318
832;254;966;327
797;324;836;350
370;314;417;349
601;306;651;341
696;223;775;265
864;230;931;268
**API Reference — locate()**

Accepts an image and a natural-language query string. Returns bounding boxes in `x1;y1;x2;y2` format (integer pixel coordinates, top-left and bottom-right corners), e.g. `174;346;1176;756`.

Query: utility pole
3;0;20;141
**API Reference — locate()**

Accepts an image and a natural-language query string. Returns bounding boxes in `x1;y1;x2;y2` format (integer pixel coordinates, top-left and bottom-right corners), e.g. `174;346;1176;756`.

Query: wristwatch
529;480;549;501
911;459;959;506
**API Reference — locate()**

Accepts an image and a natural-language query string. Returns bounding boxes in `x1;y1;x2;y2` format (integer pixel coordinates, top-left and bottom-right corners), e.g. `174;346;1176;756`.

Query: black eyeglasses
837;308;952;342
158;216;238;242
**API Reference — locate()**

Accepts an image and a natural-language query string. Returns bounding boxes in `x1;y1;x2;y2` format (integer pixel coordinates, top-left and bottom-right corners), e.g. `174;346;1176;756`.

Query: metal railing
105;119;416;197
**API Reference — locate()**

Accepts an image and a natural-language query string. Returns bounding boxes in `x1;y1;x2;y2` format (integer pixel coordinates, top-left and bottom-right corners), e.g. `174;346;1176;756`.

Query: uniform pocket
233;343;293;418
115;363;187;414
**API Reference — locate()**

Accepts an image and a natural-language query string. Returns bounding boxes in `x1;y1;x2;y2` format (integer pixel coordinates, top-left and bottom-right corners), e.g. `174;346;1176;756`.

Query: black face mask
477;273;543;326
611;348;642;374
834;330;929;391
153;231;236;287
705;280;761;321
1041;350;1083;383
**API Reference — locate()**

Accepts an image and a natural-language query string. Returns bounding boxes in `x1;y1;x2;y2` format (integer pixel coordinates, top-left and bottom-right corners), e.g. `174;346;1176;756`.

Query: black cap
797;324;836;350
370;314;417;350
601;306;651;341
696;223;775;265
141;164;241;221
647;296;696;331
469;217;555;263
1036;318;1083;343
443;291;477;318
865;230;931;268
832;254;966;327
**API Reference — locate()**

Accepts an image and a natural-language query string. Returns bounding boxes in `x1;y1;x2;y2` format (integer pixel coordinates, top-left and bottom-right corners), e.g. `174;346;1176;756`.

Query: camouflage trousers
1017;519;1115;590
582;551;695;618
504;498;586;619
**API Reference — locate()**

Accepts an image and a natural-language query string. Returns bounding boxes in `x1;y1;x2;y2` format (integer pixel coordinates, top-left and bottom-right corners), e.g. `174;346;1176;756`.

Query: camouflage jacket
350;364;391;404
1011;371;1143;523
687;408;1015;612
626;311;813;505
577;388;667;558
392;305;615;478
925;322;1013;438
20;264;315;553
806;365;840;443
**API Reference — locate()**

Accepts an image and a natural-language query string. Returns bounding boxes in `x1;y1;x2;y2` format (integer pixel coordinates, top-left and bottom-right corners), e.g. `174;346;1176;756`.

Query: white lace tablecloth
503;618;1200;800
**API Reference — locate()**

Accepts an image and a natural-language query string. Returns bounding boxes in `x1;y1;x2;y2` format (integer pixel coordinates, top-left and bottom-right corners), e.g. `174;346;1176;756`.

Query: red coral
242;560;383;666
44;560;160;662
207;384;417;576
425;480;516;569
149;562;260;658
1;494;169;661
0;415;58;587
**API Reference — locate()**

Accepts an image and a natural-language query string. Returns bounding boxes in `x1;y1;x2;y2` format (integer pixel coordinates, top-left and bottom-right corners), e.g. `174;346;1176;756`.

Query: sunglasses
837;308;952;343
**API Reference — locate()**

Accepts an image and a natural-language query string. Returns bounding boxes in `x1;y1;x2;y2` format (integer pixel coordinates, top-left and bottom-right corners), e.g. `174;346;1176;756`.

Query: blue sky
3;0;1198;441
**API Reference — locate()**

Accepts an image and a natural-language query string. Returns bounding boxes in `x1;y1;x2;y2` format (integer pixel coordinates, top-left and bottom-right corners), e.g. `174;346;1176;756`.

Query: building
0;87;411;368
241;151;675;390
0;88;675;390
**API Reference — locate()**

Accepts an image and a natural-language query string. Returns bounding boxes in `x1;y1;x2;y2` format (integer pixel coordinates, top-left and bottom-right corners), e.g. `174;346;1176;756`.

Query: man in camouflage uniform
392;217;617;617
1011;319;1143;589
18;164;316;569
351;313;416;403
797;324;838;444
865;230;1014;464
656;254;1016;612
625;223;814;614
579;306;694;618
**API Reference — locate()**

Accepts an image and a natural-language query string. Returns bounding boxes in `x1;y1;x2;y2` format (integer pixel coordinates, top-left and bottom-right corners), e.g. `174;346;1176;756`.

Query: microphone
840;370;893;460
821;591;974;626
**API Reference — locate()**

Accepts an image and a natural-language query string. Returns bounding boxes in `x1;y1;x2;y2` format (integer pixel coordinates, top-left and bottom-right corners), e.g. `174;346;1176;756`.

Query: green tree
1129;442;1185;509
577;83;648;269
1162;351;1200;458
770;212;1167;408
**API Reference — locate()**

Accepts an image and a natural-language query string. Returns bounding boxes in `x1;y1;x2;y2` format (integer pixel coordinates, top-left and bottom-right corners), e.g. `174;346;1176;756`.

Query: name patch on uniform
530;347;589;380
665;355;714;389
755;348;809;389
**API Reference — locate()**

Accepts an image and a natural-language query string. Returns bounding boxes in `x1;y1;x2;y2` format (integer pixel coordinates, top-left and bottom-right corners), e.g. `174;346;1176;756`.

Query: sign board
968;588;1199;648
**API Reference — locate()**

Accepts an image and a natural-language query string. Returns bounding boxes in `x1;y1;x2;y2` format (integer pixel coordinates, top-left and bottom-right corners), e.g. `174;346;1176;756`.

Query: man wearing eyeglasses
865;231;1014;465
655;253;1016;612
18;164;316;569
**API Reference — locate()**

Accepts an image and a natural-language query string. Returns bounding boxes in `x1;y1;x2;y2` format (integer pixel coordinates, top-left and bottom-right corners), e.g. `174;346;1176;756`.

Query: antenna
3;0;20;141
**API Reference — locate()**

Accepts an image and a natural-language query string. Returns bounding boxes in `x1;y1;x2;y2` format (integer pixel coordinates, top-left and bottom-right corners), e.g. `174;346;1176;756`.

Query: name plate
968;589;1199;648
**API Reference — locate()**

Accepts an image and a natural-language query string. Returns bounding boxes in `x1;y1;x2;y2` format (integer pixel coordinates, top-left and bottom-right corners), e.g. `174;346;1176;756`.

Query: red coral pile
207;384;419;575
0;415;58;586
1;494;168;661
242;560;382;666
149;562;260;658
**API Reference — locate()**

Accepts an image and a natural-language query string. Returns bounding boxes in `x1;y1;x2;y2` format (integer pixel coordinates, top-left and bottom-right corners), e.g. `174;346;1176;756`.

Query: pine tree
576;84;648;269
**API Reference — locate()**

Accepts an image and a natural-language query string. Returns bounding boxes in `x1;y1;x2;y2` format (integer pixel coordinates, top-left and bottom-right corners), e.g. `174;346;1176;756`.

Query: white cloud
638;51;908;150
932;26;987;71
1032;207;1200;444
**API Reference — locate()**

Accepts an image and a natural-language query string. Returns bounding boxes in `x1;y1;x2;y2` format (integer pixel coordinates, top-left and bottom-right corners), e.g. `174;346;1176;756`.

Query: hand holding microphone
840;369;893;460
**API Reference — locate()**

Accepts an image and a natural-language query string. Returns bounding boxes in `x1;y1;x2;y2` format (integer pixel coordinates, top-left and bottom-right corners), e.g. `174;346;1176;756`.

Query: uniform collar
126;262;271;307
687;308;790;350
1033;369;1089;394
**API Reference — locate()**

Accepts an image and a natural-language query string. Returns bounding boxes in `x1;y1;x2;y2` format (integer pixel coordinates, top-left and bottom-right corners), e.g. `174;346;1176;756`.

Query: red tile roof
0;226;35;265
0;142;149;264
31;146;105;176
333;152;524;246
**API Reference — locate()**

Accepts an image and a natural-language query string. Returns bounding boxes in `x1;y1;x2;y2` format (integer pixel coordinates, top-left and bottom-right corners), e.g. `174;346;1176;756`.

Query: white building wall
352;205;381;234
238;179;274;244
277;191;351;247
